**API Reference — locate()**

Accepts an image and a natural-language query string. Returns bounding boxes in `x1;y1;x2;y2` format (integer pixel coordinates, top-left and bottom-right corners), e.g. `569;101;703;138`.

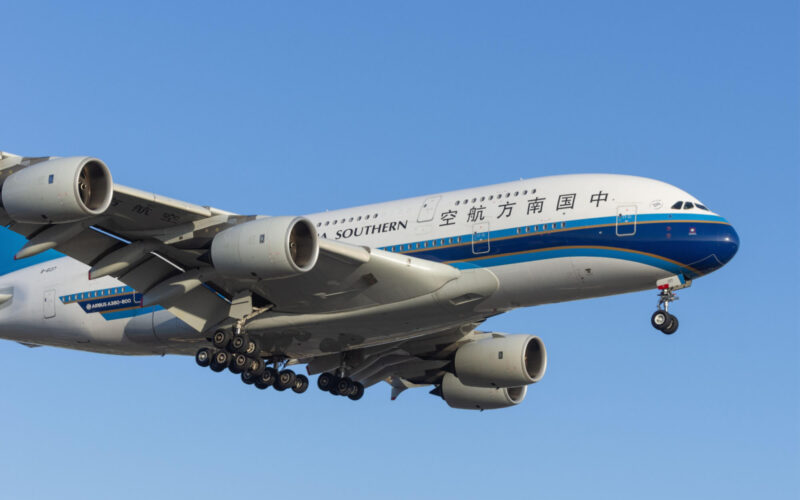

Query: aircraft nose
716;222;740;266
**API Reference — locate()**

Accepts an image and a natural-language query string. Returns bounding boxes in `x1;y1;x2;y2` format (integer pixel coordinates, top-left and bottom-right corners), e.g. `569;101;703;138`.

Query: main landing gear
650;275;691;335
194;329;309;394
316;372;365;401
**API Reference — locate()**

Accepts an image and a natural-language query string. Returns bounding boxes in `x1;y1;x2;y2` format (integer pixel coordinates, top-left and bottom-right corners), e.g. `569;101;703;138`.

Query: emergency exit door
472;223;490;254
417;196;441;223
43;289;56;319
616;205;637;236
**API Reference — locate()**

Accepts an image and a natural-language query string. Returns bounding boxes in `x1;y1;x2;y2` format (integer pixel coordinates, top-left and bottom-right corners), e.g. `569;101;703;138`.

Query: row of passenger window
671;201;710;211
388;237;463;252
65;287;130;302
385;221;567;253
316;213;380;227
454;189;537;206
515;222;567;234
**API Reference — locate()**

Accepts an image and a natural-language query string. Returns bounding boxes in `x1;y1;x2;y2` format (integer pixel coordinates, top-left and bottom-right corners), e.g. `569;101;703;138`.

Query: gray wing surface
0;155;501;369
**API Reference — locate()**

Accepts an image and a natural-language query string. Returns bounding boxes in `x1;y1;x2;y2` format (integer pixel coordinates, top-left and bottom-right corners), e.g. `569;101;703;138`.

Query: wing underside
0;153;502;391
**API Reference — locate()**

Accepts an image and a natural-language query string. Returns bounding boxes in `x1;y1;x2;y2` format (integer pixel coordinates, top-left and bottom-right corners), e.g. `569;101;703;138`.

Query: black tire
274;370;296;391
348;382;365;401
195;348;212;367
229;353;249;374
212;330;232;350
241;370;258;385
246;358;266;377
254;379;270;390
651;310;669;330
210;350;229;372
292;374;309;394
662;314;679;335
317;372;335;392
230;333;249;354
244;339;259;357
259;367;278;386
329;375;342;395
336;377;354;397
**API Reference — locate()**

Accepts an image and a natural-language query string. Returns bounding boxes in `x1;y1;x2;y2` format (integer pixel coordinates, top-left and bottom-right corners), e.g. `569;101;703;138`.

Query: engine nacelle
1;157;113;223
440;373;526;410
210;216;319;279
454;334;547;388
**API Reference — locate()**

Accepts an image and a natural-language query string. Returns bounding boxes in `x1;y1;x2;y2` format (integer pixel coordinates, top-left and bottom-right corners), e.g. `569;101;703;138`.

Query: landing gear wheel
292;374;309;394
241;359;265;384
274;370;296;391
230;333;249;354
243;340;258;357
241;370;258;385
317;372;335;392
651;310;669;330
336;377;354;397
212;330;232;350
210;350;230;372
195;348;212;367
254;367;278;389
348;382;365;401
328;375;342;395
662;314;679;335
245;358;266;377
229;353;249;374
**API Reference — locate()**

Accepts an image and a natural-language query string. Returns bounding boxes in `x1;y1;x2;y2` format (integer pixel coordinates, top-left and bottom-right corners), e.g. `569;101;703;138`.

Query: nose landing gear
650;275;690;335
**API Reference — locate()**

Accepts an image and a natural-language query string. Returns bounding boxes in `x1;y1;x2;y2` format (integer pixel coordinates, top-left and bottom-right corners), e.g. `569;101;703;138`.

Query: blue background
1;2;797;499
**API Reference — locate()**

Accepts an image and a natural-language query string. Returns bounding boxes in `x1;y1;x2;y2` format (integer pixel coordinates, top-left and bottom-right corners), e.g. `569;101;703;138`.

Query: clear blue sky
1;1;798;499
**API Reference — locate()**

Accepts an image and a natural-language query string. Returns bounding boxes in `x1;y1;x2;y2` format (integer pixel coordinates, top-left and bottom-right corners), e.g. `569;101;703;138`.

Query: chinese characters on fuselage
439;190;611;226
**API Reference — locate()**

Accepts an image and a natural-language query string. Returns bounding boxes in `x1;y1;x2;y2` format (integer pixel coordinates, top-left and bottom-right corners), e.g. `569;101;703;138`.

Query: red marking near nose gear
657;284;670;290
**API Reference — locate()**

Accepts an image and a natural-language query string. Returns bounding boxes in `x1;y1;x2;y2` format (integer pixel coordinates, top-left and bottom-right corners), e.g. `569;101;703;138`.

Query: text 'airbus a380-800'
0;152;738;410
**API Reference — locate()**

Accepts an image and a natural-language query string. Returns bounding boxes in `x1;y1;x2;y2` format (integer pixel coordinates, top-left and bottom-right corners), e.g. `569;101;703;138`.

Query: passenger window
671;202;683;209
684;202;694;210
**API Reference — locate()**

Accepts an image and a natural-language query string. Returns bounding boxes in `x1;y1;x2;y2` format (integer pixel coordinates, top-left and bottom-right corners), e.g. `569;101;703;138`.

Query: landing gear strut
650;275;690;335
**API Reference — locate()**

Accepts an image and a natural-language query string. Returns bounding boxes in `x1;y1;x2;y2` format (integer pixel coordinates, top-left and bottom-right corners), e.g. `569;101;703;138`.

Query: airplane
0;151;739;410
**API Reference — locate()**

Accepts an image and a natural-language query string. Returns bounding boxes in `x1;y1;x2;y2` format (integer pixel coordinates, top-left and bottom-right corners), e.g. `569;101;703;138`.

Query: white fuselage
0;174;739;356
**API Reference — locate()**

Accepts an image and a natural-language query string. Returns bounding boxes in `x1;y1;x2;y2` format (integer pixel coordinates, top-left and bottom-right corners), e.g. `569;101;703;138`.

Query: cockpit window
683;202;694;209
671;201;683;209
696;204;709;211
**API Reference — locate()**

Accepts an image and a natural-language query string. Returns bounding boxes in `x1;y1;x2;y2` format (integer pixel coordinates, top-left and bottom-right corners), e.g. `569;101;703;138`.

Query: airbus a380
0;152;739;410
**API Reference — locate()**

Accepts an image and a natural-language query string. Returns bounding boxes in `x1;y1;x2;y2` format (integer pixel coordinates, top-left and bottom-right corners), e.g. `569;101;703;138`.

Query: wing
305;322;487;399
0;154;500;344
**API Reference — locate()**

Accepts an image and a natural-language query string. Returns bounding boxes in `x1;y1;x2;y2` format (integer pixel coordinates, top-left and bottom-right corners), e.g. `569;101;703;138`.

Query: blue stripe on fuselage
379;214;735;279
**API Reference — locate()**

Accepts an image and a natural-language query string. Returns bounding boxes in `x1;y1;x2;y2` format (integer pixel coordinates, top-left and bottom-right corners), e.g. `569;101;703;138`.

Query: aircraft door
417;196;441;223
43;289;56;319
616;205;637;236
472;223;490;254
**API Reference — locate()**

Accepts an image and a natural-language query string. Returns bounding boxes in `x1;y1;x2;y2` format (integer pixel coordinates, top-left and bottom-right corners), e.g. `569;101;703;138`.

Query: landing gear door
472;223;490;254
616;205;637;236
417;196;441;223
43;289;56;319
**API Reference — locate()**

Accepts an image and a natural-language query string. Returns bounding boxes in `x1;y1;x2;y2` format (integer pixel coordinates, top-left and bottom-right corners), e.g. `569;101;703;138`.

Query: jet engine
453;334;547;388
210;216;319;279
1;157;113;223
439;373;527;410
